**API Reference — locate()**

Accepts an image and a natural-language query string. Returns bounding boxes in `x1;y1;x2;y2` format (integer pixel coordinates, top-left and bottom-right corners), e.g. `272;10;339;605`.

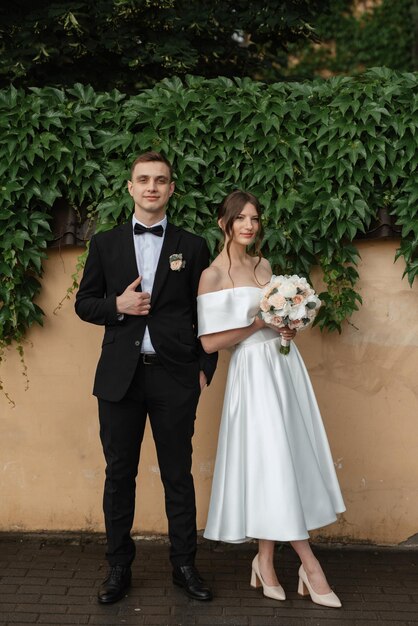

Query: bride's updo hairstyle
218;189;264;283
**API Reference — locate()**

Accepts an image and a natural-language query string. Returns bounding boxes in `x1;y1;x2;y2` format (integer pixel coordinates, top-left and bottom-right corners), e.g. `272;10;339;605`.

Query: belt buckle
142;353;153;365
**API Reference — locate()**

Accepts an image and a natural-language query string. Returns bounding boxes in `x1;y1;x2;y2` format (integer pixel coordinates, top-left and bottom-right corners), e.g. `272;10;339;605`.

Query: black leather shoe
97;565;132;604
172;565;213;601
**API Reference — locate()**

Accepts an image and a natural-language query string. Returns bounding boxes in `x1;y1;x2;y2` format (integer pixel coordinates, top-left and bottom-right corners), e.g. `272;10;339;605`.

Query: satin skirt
204;328;345;543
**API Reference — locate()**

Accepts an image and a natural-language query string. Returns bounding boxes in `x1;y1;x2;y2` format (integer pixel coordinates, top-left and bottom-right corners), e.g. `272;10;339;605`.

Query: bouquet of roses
259;275;322;355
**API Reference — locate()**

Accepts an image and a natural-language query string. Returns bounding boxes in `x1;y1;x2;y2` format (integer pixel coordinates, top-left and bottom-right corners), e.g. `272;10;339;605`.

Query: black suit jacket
75;220;217;402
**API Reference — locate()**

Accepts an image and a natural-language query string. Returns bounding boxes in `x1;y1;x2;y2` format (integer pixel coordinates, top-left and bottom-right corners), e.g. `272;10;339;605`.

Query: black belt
141;353;161;365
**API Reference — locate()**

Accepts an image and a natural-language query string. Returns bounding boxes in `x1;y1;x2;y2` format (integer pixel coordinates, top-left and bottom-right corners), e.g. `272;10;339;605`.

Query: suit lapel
151;221;182;306
119;221;142;290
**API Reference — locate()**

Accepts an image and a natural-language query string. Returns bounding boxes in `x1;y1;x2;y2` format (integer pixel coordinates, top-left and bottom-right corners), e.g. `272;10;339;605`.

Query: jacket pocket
102;328;116;346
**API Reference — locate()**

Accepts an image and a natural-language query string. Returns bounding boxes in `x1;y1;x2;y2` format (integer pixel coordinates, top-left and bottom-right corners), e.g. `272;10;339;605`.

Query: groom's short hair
130;151;173;181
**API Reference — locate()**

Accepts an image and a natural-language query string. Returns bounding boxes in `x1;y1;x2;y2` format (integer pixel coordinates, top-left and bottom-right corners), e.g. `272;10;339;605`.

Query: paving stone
1;614;38;623
0;596;40;605
248;616;306;626
17;584;68;595
37;617;88;624
14;605;67;614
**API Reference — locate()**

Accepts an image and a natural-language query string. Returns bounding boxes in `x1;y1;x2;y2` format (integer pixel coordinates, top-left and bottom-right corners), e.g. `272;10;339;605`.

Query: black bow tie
134;223;164;237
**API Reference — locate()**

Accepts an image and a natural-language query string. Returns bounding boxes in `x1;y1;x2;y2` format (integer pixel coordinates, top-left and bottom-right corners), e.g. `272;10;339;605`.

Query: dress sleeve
197;289;259;337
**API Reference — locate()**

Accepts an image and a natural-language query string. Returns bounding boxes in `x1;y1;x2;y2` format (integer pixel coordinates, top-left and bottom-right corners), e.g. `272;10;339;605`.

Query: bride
197;190;345;608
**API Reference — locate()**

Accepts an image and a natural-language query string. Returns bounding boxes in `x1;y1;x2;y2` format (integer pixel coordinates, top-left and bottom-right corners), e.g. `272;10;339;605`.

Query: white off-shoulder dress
198;286;345;543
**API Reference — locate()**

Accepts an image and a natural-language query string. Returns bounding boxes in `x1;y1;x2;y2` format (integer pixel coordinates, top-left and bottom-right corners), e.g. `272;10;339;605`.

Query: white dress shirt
132;215;167;353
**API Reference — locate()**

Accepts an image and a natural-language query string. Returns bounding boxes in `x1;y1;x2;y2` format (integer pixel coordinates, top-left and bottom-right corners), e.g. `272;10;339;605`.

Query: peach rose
269;293;286;309
260;297;271;312
169;253;186;271
170;259;183;271
292;294;304;305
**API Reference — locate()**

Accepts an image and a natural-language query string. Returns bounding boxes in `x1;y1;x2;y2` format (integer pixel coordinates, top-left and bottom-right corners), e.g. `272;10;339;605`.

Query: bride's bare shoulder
256;256;272;271
254;256;272;282
198;263;225;295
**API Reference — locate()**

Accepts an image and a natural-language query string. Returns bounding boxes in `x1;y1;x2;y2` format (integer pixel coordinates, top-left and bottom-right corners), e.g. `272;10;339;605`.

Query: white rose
279;282;297;298
288;304;307;320
263;312;275;324
269;293;286;310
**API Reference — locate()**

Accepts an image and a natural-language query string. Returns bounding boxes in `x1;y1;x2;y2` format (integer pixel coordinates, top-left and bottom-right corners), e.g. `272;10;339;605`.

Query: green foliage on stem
0;69;417;361
0;0;328;91
285;0;417;78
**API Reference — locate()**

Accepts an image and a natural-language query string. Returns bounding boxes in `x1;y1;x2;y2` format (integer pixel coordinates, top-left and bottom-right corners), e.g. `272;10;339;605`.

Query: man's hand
199;370;207;391
116;276;151;316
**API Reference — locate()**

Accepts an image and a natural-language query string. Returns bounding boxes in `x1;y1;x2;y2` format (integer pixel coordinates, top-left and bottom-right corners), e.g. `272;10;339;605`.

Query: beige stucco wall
1;240;417;544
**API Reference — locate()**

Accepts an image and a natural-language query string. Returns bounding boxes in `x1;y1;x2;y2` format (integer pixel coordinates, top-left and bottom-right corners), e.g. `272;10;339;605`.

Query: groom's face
128;161;175;223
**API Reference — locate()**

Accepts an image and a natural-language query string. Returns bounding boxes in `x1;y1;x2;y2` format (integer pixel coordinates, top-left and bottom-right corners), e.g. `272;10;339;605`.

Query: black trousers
98;359;201;568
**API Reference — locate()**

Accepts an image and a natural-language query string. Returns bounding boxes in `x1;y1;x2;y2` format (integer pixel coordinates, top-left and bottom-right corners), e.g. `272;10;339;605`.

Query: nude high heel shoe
250;555;286;601
297;564;342;608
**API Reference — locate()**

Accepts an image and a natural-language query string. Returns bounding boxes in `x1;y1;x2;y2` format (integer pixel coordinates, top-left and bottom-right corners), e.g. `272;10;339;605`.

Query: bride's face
231;202;260;246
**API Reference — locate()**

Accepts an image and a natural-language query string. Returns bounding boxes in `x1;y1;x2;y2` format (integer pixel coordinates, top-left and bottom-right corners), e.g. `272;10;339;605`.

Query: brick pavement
0;534;417;626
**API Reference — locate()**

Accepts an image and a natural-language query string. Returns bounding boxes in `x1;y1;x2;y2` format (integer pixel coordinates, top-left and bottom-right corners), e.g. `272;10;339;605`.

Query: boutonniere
169;253;186;271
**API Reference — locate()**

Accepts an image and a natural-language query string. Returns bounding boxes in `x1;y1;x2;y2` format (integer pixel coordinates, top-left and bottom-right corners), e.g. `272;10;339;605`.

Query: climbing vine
285;0;417;78
1;69;417;370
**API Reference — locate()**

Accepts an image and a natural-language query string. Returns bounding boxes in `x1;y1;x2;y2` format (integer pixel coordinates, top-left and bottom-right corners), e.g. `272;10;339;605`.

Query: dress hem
203;511;346;544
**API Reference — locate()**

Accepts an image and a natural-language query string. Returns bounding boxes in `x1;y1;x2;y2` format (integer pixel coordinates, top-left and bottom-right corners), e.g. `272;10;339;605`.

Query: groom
75;151;217;604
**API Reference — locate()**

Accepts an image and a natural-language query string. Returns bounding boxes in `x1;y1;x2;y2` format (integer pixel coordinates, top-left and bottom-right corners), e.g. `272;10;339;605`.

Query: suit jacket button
134;340;140;346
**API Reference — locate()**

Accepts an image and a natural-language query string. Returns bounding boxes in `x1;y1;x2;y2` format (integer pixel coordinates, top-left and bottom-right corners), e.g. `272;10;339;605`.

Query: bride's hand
255;318;296;340
279;326;297;340
262;322;296;340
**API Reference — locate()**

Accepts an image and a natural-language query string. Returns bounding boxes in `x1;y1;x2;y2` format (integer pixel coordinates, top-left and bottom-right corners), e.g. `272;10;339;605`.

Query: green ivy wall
1;69;418;364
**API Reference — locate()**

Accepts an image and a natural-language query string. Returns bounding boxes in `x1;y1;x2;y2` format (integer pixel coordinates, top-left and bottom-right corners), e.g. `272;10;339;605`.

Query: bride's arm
200;317;297;354
198;265;268;354
199;318;266;354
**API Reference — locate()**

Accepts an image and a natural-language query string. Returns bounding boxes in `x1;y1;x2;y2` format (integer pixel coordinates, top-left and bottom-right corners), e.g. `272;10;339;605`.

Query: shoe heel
298;576;309;596
250;569;261;588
